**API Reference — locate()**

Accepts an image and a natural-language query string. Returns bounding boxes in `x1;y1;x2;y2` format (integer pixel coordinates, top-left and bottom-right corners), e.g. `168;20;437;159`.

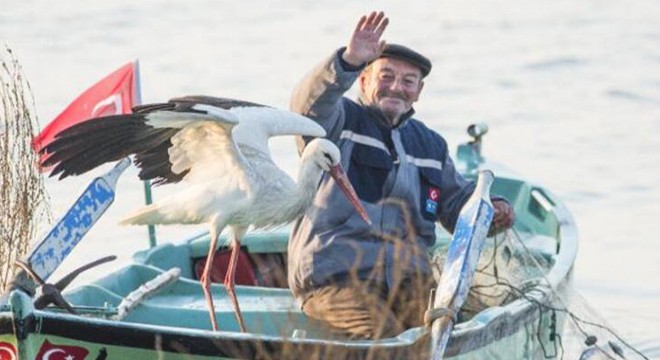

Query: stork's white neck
245;144;325;230
254;138;337;227
294;157;325;213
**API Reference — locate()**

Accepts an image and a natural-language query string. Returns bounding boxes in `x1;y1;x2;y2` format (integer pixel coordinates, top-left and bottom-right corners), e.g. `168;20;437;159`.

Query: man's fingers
375;16;389;37
373;11;385;27
493;215;505;229
364;11;377;29
500;202;514;227
491;200;515;231
363;11;386;31
355;11;387;36
355;15;367;33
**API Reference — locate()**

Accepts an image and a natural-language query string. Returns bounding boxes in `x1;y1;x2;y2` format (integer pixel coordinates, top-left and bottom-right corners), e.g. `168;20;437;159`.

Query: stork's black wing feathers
132;102;175;114
42;118;146;166
134;141;189;186
169;95;268;110
41;113;181;183
40;95;267;184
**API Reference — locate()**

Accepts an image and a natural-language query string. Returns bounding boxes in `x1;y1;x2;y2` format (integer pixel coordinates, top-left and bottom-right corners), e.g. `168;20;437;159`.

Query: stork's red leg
224;240;248;332
201;229;219;331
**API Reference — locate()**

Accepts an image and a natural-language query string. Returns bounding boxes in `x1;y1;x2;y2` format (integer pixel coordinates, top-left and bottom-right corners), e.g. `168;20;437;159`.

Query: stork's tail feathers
119;203;204;226
119;204;162;226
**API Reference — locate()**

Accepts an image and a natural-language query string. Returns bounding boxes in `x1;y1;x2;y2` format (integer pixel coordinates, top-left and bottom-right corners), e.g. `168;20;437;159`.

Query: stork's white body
43;96;368;332
118;103;331;234
123;145;311;230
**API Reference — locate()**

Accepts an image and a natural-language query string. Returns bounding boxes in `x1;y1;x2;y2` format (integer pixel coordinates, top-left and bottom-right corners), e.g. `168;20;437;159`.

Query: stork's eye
323;153;333;163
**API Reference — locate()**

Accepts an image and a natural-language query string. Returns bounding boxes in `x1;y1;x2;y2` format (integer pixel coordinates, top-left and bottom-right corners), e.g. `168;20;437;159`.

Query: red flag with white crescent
35;340;89;360
33;61;139;167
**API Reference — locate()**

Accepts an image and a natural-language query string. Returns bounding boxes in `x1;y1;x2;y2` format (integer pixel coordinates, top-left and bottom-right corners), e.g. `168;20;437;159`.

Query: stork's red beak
329;164;372;225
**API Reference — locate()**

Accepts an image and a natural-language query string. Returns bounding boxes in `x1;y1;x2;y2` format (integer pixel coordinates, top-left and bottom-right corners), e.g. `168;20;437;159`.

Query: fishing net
453;230;555;321
444;229;651;359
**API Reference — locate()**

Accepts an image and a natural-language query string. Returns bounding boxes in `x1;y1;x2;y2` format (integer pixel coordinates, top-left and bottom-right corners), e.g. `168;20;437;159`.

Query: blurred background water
3;0;659;358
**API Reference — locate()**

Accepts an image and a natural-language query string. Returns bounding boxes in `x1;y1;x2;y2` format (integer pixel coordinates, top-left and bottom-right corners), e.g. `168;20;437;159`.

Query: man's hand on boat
488;199;515;236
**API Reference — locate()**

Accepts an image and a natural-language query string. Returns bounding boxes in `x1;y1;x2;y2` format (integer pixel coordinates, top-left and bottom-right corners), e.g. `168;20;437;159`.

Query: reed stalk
0;45;50;292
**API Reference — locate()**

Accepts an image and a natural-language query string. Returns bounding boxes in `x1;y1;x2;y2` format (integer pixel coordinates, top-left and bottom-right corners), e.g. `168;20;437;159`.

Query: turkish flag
33;61;139;166
35;340;89;360
0;342;17;360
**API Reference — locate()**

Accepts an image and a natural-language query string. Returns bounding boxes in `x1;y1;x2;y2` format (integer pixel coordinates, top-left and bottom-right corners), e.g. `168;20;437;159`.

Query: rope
424;307;456;327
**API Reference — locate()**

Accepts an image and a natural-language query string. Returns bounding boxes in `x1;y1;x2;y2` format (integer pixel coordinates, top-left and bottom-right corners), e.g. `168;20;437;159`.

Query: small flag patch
429;187;439;201
425;187;440;214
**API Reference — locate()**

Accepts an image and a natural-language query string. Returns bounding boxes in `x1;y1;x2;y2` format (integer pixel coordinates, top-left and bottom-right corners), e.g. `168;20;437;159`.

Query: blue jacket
288;49;475;302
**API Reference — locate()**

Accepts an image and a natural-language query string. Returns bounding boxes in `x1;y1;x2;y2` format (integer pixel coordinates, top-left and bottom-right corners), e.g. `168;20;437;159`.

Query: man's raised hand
342;11;389;67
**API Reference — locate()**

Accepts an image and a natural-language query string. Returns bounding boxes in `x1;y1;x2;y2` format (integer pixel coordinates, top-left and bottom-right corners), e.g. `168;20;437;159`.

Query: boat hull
0;286;569;359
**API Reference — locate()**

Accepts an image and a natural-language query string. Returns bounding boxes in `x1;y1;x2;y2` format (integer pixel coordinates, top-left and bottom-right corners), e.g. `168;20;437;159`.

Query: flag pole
133;60;158;248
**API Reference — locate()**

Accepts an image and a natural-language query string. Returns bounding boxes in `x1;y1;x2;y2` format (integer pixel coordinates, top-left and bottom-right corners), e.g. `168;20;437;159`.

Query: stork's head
303;139;371;225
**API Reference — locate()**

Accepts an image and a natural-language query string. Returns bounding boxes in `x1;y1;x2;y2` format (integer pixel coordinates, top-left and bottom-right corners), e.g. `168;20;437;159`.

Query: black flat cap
379;44;432;77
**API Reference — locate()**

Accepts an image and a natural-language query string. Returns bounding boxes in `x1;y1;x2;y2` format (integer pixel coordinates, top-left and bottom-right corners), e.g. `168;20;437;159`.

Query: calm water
3;0;659;358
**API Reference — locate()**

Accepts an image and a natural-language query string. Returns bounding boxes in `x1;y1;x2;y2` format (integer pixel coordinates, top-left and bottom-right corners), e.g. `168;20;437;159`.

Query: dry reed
0;46;50;292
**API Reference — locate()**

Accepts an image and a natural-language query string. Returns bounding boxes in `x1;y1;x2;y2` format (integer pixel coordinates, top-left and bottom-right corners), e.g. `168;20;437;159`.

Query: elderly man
288;11;514;339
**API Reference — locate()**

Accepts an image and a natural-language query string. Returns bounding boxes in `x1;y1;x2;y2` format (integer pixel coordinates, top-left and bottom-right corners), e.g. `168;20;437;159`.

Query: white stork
41;95;371;332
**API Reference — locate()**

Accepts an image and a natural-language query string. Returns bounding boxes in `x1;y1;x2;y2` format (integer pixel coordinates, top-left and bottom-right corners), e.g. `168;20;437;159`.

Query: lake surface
3;0;659;358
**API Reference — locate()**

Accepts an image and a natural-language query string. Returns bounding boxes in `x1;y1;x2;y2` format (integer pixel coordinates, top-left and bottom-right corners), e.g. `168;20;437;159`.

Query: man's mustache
377;90;409;101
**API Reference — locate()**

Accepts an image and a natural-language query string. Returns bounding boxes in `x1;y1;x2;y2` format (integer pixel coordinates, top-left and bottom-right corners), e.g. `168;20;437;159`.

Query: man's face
359;57;424;125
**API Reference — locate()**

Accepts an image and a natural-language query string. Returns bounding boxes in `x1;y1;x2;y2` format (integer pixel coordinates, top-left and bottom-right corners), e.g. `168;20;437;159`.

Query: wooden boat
0;125;578;359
